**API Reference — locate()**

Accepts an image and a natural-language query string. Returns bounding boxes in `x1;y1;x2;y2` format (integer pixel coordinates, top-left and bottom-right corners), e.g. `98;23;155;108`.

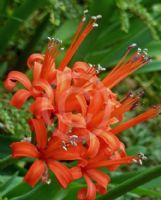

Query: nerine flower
11;119;81;187
5;10;160;200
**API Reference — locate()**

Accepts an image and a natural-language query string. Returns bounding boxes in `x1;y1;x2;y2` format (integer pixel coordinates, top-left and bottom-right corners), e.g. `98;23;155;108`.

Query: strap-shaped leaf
98;165;161;199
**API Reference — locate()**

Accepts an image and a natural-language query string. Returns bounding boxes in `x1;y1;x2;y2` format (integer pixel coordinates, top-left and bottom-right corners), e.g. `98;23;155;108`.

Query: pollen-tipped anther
92;23;99;27
84;9;88;14
96;15;102;19
128;43;137;50
69;135;78;146
62;141;68;151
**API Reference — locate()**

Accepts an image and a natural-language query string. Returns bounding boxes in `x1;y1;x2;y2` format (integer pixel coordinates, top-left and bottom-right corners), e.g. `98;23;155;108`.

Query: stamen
102;45;151;88
68;126;73;133
92;23;99;27
41;37;62;78
111;89;144;119
84;9;88;14
62;141;68;151
69;135;79;146
41;164;51;184
133;153;147;165
96;15;102;19
21;137;31;142
128;43;137;50
112;105;161;135
59;13;101;71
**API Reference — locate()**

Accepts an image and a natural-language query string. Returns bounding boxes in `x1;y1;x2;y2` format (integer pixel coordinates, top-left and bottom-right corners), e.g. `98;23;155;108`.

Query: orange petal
30;119;47;149
86;169;110;194
57;113;86;128
55;68;72;101
33;61;42;81
70;167;82;180
27;53;44;69
87;132;100;158
50;147;81;161
33;79;54;101
24;160;45;187
78;174;96;200
10;89;31;109
30;97;54;117
47;160;72;188
95;130;120;151
4;71;32;91
11;142;39;158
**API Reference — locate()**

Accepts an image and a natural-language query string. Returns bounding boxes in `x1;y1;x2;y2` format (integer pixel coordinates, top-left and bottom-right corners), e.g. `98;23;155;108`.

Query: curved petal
33;79;54;101
24;160;45;187
70;167;82;180
11;142;39;158
30;119;47;149
47;160;72;188
27;53;44;69
10;89;31;109
78;174;96;200
86;169;110;194
45;135;62;155
76;94;87;116
4;71;32;91
33;61;42;80
87;91;104;117
87;133;100;158
95;130;120;151
55;68;72;103
72;62;96;87
30;97;54;117
57;113;86;128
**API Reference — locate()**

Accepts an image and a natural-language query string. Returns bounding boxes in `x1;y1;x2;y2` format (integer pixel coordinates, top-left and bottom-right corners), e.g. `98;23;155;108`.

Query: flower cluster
4;11;160;200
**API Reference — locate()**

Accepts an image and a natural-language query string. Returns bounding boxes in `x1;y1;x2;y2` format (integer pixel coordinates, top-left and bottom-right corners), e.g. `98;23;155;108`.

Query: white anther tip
91;16;97;20
84;9;88;14
97;15;102;19
128;43;137;49
93;23;99;27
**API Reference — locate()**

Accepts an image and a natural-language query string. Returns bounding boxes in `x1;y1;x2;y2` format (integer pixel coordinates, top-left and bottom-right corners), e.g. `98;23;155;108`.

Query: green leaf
0;0;50;54
136;61;161;73
132;187;161;198
0;173;21;198
98;165;161;199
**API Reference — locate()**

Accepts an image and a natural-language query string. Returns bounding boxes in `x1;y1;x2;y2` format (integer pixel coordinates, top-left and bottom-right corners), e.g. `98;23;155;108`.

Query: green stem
98;165;161;200
0;0;49;54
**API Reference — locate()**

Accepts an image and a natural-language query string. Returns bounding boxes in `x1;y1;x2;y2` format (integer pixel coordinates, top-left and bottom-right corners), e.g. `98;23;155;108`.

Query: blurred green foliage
0;0;161;199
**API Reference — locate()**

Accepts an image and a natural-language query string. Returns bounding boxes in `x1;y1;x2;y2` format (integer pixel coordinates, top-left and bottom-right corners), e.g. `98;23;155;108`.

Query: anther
137;48;142;53
46;179;51;185
21;137;31;142
62;141;68;151
82;16;86;22
92;23;99;27
88;63;93;67
91;16;97;20
84;9;88;14
60;47;64;51
98;64;106;71
96;15;102;19
69;135;78;146
128;43;137;49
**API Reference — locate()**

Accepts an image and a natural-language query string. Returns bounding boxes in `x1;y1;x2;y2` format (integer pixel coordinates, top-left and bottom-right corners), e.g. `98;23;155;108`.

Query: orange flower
11;119;80;187
5;9;160;200
70;144;140;200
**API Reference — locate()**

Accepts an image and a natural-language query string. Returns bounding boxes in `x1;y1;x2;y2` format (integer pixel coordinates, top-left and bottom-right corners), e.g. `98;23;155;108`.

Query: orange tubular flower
5;9;160;200
11;119;80;187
